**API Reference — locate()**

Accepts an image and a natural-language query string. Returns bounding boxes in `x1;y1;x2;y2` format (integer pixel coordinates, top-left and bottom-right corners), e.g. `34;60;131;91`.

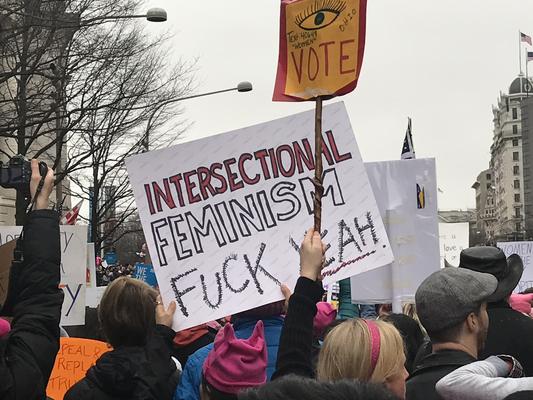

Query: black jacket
0;210;63;400
406;349;476;400
272;277;324;380
480;300;533;376
65;325;180;400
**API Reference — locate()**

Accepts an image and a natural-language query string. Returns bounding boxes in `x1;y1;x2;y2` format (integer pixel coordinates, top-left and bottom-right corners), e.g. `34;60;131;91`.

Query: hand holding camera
30;159;54;210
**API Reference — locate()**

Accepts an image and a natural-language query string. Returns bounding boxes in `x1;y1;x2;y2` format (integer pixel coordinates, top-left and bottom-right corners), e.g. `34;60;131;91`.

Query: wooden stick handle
313;97;324;233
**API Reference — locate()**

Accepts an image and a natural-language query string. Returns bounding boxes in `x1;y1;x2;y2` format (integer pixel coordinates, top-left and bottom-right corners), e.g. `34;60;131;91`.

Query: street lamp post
142;81;253;152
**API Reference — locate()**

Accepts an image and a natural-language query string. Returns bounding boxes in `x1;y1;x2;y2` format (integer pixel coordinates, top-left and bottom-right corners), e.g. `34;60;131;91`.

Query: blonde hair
402;303;427;335
317;319;405;384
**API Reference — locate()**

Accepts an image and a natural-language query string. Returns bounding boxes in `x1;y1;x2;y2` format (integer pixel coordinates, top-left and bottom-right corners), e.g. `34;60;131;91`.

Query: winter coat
436;355;533;400
406;349;477;400
65;325;180;400
480;300;533;376
0;210;63;400
174;316;284;400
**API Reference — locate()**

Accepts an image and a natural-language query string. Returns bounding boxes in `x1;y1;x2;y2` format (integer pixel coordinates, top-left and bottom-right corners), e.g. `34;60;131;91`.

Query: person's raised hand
155;295;177;328
30;159;54;210
299;228;326;281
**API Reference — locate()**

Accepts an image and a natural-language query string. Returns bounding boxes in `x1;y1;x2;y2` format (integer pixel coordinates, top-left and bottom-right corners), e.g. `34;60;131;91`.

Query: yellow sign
273;0;367;101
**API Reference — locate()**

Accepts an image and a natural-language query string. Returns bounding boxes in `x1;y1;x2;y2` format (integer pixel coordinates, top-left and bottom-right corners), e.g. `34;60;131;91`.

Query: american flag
521;32;532;46
401;117;416;160
61;200;83;225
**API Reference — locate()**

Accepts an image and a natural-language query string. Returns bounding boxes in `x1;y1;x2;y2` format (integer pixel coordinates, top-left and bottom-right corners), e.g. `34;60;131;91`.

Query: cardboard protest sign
0;240;17;307
351;159;440;304
498;241;533;292
46;337;110;399
0;226;87;325
133;263;158;288
439;222;469;268
126;101;392;331
273;0;367;101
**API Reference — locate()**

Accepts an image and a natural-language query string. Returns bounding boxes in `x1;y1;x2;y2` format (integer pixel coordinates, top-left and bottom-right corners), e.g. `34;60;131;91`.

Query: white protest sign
0;226;87;325
126;101;393;331
86;243;97;288
351;159;440;304
497;241;533;292
439;222;469;267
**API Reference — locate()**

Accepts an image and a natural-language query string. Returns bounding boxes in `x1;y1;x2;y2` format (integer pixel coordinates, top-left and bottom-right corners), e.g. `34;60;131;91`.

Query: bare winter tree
0;0;194;225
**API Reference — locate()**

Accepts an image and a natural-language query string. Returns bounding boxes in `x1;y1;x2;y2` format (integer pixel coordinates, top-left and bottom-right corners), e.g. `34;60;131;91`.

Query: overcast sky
140;0;533;210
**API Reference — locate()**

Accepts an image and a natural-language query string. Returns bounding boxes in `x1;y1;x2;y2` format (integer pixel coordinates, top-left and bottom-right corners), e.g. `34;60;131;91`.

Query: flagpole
527;48;530;97
518;30;522;75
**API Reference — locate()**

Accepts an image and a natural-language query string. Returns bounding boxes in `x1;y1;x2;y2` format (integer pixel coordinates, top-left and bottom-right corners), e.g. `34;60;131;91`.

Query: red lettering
183;171;201;204
210;163;228;194
144;184;156;215
238;153;260;185
307;47;319;81
339;39;356;74
152;179;177;212
319;41;334;76
169;174;185;207
276;145;296;177
254;149;271;180
326;130;352;162
290;49;304;83
321;139;335;166
197;166;217;200
223;158;244;192
267;148;280;178
293;139;315;173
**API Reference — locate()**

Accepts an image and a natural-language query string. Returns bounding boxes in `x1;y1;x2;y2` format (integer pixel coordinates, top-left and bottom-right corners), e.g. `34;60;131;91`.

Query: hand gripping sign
273;0;367;101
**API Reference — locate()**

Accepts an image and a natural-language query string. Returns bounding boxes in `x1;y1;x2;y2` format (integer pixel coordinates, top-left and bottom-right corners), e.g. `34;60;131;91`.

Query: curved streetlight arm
142;83;252;151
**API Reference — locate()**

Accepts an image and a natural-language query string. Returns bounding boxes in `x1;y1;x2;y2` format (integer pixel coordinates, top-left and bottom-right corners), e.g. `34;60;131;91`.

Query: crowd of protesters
4;161;533;399
96;262;135;286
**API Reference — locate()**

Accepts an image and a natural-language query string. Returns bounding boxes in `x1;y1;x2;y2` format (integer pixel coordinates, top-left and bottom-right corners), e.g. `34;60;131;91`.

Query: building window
513;138;519;146
513;124;518;134
514;179;521;189
516;223;522;232
515;193;521;202
516;207;521;217
513;108;518;119
486;173;491;180
514;152;520;161
514;165;520;175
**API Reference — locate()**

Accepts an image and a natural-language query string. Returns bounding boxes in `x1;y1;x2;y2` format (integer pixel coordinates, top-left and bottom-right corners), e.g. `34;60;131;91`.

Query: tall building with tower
473;75;533;241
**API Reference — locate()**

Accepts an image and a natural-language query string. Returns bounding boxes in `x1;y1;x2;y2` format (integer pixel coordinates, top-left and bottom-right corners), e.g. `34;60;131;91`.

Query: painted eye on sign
273;0;367;101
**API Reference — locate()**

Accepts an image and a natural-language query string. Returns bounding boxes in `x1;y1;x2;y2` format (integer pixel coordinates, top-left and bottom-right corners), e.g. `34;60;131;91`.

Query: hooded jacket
65;325;180;400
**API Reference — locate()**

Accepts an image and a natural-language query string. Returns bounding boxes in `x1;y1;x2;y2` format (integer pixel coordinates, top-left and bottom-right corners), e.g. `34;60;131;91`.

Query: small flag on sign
522;32;532;46
401;117;416;160
61;200;83;225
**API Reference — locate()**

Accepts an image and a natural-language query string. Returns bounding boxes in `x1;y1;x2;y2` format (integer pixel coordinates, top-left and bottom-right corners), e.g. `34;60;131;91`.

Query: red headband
363;319;381;374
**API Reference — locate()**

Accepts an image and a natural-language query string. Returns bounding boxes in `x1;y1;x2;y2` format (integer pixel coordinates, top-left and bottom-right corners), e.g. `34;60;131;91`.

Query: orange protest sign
273;0;367;101
46;337;110;400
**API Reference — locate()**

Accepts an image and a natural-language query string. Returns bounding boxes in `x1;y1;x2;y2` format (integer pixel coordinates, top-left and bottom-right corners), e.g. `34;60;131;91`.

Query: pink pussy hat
314;302;337;337
510;293;533;315
0;318;11;338
203;320;267;395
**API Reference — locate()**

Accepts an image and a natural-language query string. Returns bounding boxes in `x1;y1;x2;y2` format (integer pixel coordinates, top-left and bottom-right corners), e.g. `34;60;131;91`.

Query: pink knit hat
313;302;337;337
510;293;533;315
0;318;11;338
203;320;267;395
